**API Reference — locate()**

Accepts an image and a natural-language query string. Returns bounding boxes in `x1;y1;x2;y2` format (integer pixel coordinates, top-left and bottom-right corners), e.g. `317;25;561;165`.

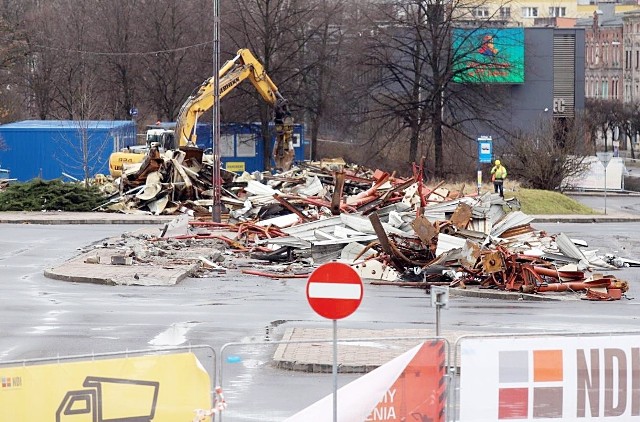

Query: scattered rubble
92;153;634;300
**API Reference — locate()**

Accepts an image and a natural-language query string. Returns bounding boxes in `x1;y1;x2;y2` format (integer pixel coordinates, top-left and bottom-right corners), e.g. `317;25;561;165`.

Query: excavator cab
145;127;176;151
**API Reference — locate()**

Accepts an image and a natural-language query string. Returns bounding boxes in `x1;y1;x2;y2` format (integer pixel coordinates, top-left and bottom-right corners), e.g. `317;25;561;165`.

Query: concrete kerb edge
531;216;640;223
449;288;563;301
43;268;117;286
0;218;169;225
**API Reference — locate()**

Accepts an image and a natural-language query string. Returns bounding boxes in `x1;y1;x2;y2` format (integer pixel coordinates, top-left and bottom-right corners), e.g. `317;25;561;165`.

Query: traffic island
44;248;197;286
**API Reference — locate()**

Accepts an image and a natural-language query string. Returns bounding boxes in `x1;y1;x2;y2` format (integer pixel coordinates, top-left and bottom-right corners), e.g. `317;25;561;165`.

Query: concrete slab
273;327;471;373
44;248;197;286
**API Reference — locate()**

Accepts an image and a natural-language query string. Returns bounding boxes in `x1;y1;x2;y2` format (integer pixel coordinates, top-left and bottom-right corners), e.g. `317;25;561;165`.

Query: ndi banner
459;335;640;421
452;28;525;84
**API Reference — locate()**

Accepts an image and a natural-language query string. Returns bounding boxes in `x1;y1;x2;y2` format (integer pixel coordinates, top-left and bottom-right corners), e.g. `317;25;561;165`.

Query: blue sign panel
478;136;493;163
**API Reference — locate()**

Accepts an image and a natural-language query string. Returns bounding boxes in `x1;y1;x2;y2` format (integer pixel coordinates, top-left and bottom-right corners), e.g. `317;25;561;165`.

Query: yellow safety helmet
494;159;501;165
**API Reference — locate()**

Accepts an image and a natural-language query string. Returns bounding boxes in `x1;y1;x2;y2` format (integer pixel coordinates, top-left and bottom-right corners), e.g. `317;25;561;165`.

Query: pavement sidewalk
0;211;175;225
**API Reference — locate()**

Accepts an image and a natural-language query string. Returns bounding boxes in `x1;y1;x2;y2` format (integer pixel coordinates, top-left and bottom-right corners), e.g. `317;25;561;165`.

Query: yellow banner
0;352;210;421
225;161;246;173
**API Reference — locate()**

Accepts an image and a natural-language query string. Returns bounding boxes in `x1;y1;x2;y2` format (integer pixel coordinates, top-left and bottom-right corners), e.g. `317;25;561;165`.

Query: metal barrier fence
7;331;635;421
219;336;452;422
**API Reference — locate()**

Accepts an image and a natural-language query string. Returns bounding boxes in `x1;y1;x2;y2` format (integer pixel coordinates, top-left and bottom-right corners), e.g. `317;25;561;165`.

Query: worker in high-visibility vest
490;159;507;198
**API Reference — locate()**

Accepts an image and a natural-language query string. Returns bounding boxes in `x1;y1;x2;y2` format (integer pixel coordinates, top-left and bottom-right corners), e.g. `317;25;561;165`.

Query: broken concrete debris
96;156;633;300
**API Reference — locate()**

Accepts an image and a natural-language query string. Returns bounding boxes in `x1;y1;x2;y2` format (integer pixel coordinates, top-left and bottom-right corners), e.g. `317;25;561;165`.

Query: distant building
467;27;585;139
576;4;623;100
622;9;640;102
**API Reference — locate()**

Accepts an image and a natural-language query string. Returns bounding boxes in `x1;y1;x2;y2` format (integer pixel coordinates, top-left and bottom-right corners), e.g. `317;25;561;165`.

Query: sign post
430;286;449;336
477;136;493;195
306;262;364;422
596;152;613;215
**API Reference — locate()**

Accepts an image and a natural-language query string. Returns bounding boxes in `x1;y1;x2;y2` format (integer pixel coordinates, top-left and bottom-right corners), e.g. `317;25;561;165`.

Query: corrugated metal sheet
489;211;534;237
0;120;136;181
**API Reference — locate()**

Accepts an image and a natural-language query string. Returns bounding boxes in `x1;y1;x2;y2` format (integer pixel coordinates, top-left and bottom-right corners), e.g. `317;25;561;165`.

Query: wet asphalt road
567;192;640;214
1;204;640;420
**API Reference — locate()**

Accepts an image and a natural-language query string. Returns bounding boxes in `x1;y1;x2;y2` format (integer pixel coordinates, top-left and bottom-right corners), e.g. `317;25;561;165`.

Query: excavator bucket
273;117;295;171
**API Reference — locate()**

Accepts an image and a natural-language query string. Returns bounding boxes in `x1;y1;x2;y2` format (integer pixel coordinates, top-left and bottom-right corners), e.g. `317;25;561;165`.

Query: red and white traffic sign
306;262;363;320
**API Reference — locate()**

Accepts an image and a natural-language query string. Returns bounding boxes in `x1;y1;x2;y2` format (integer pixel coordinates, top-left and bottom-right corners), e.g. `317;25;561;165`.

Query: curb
449;287;566;301
43;269;117;285
531;216;640;223
0;212;176;225
43;249;196;286
0;218;171;225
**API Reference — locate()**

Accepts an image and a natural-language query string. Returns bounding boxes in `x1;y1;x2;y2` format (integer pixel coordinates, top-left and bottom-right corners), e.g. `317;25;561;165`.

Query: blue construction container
218;123;307;173
148;122;306;172
0;120;136;182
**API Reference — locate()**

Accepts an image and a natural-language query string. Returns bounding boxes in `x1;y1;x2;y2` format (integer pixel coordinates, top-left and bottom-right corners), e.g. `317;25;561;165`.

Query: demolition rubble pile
100;149;634;300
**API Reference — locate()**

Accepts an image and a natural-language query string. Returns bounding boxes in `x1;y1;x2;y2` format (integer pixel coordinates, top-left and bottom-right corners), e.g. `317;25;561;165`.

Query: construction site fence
219;335;452;421
4;331;639;421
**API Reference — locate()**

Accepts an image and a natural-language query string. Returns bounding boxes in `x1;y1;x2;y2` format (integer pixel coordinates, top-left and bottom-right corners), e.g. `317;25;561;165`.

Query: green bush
0;179;106;211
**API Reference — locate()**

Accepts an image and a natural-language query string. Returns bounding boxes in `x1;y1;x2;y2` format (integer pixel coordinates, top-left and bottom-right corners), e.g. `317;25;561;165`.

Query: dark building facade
468;26;585;143
508;27;585;132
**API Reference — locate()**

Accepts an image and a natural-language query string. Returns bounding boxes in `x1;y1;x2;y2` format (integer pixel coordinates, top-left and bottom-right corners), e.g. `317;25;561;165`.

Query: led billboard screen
452;28;525;84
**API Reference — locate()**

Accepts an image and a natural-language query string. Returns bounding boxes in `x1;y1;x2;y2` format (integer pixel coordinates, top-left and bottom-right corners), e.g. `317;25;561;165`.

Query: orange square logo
533;350;563;382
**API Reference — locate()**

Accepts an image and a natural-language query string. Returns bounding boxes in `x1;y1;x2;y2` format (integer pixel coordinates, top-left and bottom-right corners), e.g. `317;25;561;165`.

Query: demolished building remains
93;151;633;301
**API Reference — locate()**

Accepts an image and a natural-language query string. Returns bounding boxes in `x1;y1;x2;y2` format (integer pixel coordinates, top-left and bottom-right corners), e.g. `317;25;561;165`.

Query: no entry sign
306;262;363;320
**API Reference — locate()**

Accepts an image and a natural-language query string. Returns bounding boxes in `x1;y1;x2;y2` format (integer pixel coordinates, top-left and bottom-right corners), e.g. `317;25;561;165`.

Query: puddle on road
148;321;199;346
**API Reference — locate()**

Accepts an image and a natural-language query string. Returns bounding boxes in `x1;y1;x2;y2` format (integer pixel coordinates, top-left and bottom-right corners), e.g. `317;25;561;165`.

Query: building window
626;50;631;69
602;81;608;98
586;79;590;97
473;8;489;17
548;7;566;17
500;7;511;18
521;7;538;18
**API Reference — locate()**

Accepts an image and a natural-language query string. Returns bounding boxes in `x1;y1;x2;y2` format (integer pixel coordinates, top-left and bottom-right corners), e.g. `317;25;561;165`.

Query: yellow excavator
108;48;295;177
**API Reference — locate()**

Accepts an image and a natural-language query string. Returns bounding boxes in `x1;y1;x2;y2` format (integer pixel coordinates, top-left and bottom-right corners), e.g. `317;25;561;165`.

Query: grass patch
442;181;597;215
506;188;597;215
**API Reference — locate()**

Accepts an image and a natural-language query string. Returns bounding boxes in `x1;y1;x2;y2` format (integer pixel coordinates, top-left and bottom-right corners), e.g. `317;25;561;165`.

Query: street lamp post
212;0;222;223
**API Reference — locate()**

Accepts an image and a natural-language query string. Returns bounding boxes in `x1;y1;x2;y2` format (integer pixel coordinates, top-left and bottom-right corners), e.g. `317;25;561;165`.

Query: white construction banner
286;340;446;422
459;335;640;421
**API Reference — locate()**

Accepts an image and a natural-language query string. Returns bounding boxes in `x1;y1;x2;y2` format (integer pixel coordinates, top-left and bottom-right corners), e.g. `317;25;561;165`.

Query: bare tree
618;102;638;159
585;98;624;153
56;72;113;185
355;0;522;178
138;0;212;123
294;0;349;161
0;0;41;121
223;0;314;169
503;115;591;190
88;0;141;120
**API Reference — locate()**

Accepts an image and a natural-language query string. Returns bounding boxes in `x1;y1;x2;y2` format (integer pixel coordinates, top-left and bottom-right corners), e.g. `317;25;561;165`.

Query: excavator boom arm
175;49;292;155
